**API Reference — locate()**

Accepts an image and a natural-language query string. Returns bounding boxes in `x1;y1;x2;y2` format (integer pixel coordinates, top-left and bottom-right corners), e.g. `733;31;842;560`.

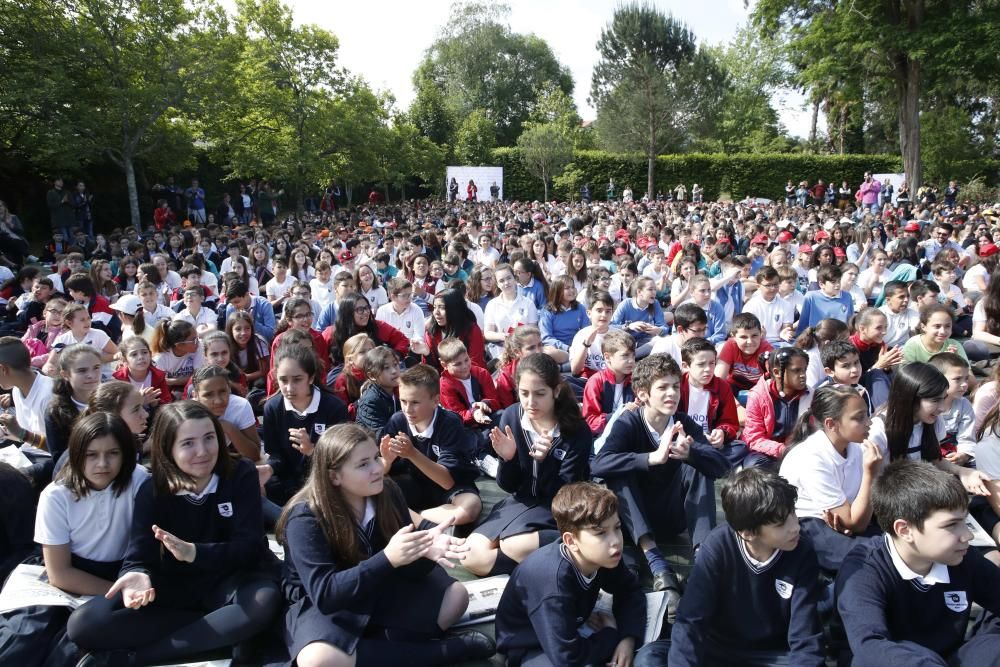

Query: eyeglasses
687;325;708;335
292;312;313;321
181;337;198;346
354;306;371;314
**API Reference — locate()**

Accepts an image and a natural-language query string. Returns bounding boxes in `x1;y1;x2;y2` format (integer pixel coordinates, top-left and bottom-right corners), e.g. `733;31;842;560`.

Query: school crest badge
551;448;566;461
314;424;326;436
944;591;968;612
218;502;233;518
774;579;794;599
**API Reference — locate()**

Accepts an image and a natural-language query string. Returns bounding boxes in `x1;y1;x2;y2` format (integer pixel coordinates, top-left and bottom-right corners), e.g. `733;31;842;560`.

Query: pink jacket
860;180;881;205
21;321;60;368
743;377;812;459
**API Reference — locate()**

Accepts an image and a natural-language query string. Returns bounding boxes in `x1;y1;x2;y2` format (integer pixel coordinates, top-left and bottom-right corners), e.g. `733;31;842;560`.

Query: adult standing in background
47;177;74;240
490;181;500;201
449;177;459;202
184;177;206;224
71;181;94;239
467;179;478;202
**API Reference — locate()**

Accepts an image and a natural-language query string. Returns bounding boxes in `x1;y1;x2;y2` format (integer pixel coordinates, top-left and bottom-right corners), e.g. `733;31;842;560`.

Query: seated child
678;337;744;465
649;302;708;366
836;460;1000;665
494;325;542;409
591;354;731;614
878;281;916;348
817;339;873;414
928;353;976;466
777;266;804;315
715;312;773;395
438;337;499;429
379;364;481;527
636;468;824;667
743;347;812;469
569;290;615;378
582;329;636;435
743;266;796;345
496;482;645;667
795;264;854;335
682;274;727;345
355;347;401;434
902;303;969;364
850;307;902;408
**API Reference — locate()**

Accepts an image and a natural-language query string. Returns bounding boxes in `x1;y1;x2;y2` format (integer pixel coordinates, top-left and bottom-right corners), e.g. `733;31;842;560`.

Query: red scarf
849;333;882;353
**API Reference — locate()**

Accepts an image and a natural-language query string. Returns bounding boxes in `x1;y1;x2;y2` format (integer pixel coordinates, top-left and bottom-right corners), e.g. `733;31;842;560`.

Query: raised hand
861;439;883;472
528;433;554;462
289;427;314;456
379;434;397;464
489;425;517;461
384;524;433;568
153;524;196;563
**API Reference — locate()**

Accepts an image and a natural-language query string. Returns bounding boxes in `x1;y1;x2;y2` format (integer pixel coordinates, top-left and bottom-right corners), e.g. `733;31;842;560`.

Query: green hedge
493;148;911;202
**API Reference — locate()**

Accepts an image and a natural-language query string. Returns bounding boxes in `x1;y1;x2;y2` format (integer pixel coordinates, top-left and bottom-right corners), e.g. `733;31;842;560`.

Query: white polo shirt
779;429;864;520
376;301;426;341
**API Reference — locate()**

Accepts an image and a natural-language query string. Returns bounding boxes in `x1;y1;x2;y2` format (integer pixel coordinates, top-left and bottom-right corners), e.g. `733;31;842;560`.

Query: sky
281;0;818;138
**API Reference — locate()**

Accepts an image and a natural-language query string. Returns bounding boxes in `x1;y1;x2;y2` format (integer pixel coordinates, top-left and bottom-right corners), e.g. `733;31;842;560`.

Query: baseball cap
798;244;813;254
777;231;794;243
110;294;142;315
903;222;921;232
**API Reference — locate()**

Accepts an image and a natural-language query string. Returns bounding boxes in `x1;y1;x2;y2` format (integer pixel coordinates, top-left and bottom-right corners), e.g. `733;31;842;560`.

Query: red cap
814;230;830;241
337;250;355;262
903;222;921;232
980;242;1000;258
833;247;846;257
614;246;630;256
777;230;794;243
615;229;630;240
716;237;731;245
752;233;769;245
798;244;813;254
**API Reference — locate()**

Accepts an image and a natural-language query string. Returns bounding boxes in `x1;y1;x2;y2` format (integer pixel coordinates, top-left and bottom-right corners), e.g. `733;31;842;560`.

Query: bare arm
43;543;113;597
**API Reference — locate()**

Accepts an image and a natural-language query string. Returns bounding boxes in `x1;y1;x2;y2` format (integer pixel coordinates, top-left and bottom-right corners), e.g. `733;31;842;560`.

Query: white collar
884;534;951;585
409;408;438;439
284;387;321;417
520;410;560;440
177;474;219;499
360;497;376;530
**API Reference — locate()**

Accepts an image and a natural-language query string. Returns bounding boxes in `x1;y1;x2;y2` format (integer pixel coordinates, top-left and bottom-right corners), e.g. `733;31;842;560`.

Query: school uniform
111;365;173;405
379;407;479;512
355;383;399;434
66;459;281;662
836;534;1000;665
663;525;824;667
494;360;518;409
496;541;646;667
439;367;499;427
281;488;456;660
590;410;729;548
795;290;854;335
581;368;634;435
0;466;149;666
263;388;349;503
474;406;591;545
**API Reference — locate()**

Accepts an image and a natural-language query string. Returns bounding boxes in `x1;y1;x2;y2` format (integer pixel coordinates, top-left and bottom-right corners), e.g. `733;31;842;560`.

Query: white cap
110;293;142;314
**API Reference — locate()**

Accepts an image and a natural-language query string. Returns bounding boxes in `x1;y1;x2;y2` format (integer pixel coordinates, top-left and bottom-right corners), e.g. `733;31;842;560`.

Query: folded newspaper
967;513;995;548
580;590;668;646
0;563;90;614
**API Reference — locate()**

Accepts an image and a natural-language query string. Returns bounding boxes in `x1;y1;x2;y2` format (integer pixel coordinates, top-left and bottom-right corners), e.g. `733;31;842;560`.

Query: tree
590;3;725;197
417;1;573;147
202;0;343;213
754;0;1000;191
454;109;496;166
517;124;573;201
0;0;228;231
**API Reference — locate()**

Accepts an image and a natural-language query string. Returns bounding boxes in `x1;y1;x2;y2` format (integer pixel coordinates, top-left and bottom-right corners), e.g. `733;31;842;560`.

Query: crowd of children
0;179;1000;665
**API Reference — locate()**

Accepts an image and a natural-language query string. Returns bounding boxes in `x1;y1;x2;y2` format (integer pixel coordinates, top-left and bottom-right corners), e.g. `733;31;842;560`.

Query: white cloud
279;0;820;137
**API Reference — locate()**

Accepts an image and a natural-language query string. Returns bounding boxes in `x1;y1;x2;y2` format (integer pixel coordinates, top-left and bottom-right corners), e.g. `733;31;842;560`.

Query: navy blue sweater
836;535;1000;664
669;525;824;666
495;406;592;504
590;410;730;485
122;457;268;585
281;486;438;655
496;541;645;666
379;407;479;492
262;389;349;500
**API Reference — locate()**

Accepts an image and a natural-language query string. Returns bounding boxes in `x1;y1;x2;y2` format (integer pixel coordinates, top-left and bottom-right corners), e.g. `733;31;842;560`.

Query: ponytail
787;408;817;449
131;308;146;336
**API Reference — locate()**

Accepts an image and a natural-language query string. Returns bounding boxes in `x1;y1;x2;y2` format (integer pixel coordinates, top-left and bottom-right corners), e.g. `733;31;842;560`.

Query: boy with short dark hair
63;272;120;341
635;468;824;667
744;266;796;345
380;363;482;526
928;353;976;466
650;303;707;366
679;338;743;463
438;337;498;428
716;312;773;393
796;264;854;335
591;354;731;613
836;460;1000;665
819;339;873;414
582;329;636;435
496;482;646;667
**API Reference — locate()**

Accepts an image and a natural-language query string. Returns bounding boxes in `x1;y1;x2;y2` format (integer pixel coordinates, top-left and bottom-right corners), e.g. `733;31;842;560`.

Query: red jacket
743;377;812;459
678;374;740;443
440;366;498;425
332;366;365;419
424;324;487;370
112;365;173;405
494;360;518;409
582;368;633;435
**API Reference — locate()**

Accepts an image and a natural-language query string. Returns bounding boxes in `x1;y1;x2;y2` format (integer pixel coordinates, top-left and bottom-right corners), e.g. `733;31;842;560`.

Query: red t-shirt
718;337;773;392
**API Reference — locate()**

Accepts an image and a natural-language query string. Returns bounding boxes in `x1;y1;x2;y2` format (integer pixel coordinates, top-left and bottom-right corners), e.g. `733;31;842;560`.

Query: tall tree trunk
647;109;656;199
124;153;141;232
809;98;820;150
542;171;549;201
838;105;847;154
897;57;922;191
